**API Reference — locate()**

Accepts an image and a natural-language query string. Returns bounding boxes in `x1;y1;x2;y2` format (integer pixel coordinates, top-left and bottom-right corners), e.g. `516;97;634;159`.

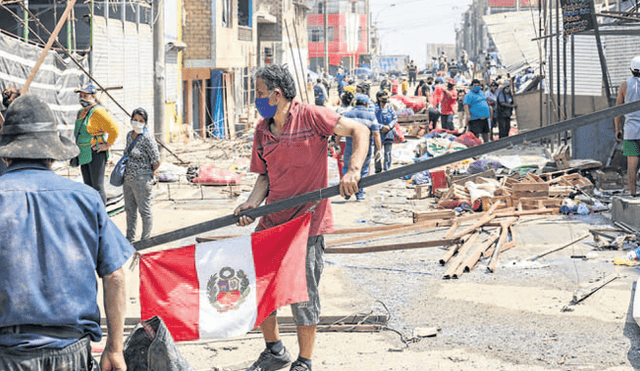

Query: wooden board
449;169;496;187
511;182;550;199
397;114;430;124
413;209;455;223
518;197;563;210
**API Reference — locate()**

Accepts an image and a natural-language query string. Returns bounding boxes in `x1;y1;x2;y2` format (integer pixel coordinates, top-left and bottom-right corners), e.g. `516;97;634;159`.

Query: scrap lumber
572;274;620;304
444;221;461;239
325;239;454;254
327;218;455;247
493;208;560;217
553;144;571;170
443;232;480;279
462;230;500;272
409;184;430;200
413;209;455;223
527;234;590;261
450;206;499;240
486;218;517;273
397;114;430;124
511;182;550;199
21;0;77;94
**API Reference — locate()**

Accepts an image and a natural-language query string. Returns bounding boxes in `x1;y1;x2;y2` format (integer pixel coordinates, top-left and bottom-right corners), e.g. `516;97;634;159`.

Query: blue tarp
210;70;225;139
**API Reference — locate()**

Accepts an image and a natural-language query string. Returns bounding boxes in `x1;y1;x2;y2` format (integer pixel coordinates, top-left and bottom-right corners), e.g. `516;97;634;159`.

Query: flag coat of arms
139;213;312;341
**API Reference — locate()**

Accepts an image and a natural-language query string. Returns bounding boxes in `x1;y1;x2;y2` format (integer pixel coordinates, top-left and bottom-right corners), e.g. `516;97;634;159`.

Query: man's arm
100;267;127;371
615;81;627;142
334;116;369;198
463;104;471;130
234;174;269;226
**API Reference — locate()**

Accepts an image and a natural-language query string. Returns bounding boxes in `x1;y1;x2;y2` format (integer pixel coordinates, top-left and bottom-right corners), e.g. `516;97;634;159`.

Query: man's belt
0;325;82;339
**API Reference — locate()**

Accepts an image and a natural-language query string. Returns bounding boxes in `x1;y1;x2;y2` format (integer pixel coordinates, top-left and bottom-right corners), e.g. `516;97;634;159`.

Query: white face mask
131;120;145;134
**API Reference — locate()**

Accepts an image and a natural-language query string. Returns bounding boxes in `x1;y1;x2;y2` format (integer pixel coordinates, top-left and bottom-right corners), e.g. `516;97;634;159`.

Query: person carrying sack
74;82;120;204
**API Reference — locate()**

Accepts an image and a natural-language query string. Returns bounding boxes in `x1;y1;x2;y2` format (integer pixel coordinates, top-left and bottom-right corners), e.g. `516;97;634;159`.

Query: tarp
209;70;225;139
0;33;88;138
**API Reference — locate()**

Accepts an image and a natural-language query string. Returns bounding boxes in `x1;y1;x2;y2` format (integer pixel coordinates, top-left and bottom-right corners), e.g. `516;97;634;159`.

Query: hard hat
631;56;640;72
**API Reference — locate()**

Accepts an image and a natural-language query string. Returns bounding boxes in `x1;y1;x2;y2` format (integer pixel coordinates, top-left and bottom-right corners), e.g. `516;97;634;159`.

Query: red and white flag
139;213;311;341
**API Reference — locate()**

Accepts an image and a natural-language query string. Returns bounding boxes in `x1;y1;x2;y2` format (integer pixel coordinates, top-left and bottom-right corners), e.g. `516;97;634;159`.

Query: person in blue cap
340;93;382;200
73;82;120;204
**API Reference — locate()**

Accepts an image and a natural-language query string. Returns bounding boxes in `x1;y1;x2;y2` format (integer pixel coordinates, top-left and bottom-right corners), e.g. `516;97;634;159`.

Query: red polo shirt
250;100;340;236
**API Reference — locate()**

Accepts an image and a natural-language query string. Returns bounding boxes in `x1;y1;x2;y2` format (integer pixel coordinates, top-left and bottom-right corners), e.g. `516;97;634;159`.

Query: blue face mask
255;91;278;119
472;86;481;93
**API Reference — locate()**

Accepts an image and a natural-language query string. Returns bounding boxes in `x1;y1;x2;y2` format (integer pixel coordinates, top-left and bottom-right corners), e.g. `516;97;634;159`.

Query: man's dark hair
316;78;322;83
254;64;297;100
471;79;481;86
341;91;354;106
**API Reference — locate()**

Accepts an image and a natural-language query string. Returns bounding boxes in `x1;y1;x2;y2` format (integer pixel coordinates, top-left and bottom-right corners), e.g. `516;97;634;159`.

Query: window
222;0;231;28
358;26;362;42
317;2;323;13
351;2;356;13
238;0;252;27
308;26;334;42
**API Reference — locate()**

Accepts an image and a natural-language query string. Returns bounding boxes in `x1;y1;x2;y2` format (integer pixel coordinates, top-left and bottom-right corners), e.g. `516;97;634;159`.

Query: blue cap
355;93;369;105
75;82;97;94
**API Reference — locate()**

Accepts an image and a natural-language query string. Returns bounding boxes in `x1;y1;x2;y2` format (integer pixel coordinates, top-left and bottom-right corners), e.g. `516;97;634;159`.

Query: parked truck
372;55;410;77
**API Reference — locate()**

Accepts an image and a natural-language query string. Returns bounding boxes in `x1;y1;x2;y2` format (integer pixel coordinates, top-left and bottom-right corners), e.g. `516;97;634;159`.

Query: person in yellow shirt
401;77;409;96
74;82;119;204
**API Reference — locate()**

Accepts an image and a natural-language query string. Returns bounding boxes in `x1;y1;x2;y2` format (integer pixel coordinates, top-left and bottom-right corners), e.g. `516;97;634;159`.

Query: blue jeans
0;337;96;371
442;114;455;131
343;148;371;199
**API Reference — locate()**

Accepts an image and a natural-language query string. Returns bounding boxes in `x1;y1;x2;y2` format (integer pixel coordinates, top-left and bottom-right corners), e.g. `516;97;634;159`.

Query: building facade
306;0;368;76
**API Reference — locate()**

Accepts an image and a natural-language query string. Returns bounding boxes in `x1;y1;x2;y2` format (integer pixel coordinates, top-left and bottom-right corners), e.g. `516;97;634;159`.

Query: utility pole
153;0;166;143
323;1;328;73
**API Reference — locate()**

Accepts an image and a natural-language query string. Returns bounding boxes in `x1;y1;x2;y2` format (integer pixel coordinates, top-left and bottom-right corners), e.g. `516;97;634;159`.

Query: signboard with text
560;0;595;35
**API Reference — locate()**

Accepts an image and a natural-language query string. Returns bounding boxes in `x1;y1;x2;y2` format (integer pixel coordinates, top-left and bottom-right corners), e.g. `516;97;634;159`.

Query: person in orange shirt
74;82;120;204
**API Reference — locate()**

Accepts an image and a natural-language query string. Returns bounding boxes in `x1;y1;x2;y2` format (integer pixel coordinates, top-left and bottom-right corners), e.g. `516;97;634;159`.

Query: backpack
314;85;325;100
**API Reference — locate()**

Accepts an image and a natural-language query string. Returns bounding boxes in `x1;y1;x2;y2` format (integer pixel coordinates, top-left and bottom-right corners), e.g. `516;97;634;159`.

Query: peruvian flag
139;213;311;341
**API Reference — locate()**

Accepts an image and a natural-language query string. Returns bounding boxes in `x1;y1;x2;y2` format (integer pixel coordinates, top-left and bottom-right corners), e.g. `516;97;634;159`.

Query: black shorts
469;118;490;136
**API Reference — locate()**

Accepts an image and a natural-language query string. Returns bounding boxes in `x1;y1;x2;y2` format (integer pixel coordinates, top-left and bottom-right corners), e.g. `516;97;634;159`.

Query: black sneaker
246;348;293;371
289;360;311;371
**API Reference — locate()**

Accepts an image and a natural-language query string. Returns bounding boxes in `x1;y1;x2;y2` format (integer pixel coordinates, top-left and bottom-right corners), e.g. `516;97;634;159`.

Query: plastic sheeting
0;33;88;138
209;71;225;139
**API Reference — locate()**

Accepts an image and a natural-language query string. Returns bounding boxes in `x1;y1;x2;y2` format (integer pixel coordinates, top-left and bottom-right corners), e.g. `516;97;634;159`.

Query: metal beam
132;99;640;251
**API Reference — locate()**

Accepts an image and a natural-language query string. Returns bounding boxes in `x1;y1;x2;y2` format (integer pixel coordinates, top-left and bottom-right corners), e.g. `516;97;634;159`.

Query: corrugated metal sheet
601;24;640;92
483;11;541;73
92;9;153;150
546;33;603;97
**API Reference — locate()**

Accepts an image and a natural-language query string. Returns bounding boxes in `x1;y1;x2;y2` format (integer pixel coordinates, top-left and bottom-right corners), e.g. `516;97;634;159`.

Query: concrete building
305;0;369;76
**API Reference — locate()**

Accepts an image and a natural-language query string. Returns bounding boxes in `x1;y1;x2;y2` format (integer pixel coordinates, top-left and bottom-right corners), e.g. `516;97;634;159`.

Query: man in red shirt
432;78;458;131
234;65;369;371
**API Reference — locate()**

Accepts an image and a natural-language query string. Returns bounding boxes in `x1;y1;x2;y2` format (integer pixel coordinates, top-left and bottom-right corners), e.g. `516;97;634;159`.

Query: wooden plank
518;197;563;210
412;209;455;223
327;219;457;247
444;232;480;279
511;182;550;199
572;274;620;304
527;234;590;261
325;239;454;254
21;0;77;94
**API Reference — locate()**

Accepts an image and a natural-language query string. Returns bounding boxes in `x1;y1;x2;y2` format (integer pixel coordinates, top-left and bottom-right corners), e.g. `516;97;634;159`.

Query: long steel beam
132;99;640;250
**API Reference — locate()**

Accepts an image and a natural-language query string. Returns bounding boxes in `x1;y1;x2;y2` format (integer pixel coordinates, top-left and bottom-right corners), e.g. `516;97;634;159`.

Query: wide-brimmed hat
74;82;97;94
0;95;79;160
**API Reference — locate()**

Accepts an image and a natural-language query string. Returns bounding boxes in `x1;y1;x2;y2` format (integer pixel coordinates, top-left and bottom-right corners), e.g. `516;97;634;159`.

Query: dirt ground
76;131;640;371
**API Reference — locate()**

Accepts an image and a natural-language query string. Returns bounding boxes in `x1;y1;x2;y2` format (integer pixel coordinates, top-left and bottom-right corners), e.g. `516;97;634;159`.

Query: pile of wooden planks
435;171;595;213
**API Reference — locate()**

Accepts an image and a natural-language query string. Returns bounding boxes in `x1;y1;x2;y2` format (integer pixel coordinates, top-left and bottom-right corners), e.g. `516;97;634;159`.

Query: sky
369;0;475;66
